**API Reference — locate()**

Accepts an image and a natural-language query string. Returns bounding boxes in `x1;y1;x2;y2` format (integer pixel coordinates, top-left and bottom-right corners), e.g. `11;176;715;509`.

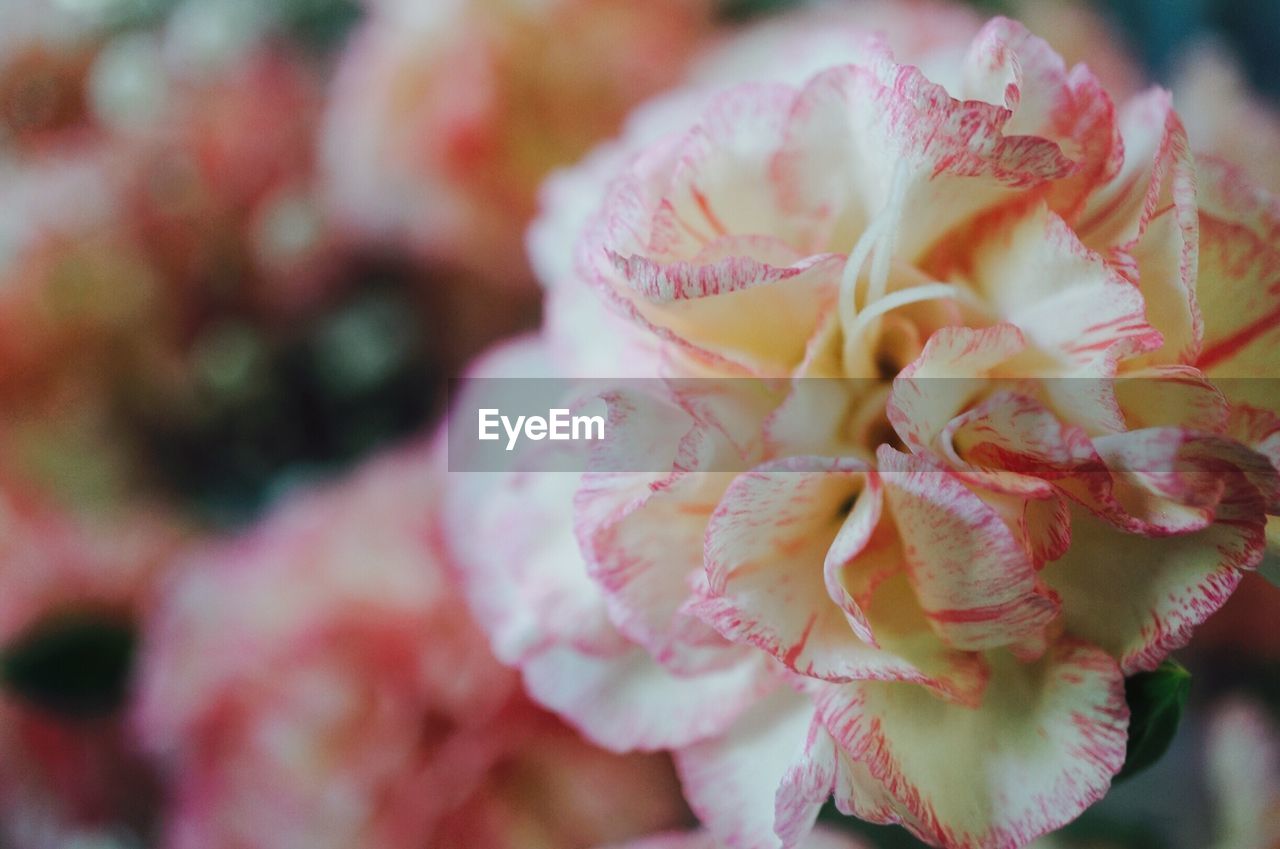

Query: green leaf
1116;659;1191;782
1259;550;1280;588
717;0;806;23
1;613;136;719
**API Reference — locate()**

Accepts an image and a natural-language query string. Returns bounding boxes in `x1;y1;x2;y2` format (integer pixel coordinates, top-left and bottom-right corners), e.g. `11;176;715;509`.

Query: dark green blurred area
1;613;136;719
120;265;447;528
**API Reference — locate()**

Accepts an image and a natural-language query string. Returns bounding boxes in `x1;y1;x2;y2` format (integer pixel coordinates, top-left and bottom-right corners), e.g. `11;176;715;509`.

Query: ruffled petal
818;640;1128;849
697;456;986;700
1041;501;1261;673
877;446;1060;651
675;687;833;849
1078;88;1200;365
775;43;1077;262
523;644;769;754
964;202;1159;364
1194;157;1280;399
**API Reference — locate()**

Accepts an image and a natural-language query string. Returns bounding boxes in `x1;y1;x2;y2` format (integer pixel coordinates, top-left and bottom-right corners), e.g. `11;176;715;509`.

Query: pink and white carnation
447;5;1280;849
136;441;686;849
321;0;717;288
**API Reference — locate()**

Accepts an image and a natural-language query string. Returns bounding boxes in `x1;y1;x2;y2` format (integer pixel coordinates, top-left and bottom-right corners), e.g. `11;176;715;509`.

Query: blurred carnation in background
0;0;1278;847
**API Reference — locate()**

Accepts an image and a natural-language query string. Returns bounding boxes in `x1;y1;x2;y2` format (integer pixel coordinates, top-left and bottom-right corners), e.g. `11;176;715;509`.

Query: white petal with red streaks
966;202;1159;364
877;446;1060;651
1041;503;1262;673
1194;157;1280;393
589;83;845;376
522;644;769;754
1115;365;1229;433
575;385;766;673
698;457;915;682
675;687;833;849
775;50;1077;262
817;640;1128;849
958;19;1122;218
1078;88;1200;365
888;324;1029;453
697;456;985;700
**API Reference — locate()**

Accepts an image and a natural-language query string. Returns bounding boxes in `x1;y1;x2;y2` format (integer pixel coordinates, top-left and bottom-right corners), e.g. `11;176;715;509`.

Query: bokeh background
0;1;1277;847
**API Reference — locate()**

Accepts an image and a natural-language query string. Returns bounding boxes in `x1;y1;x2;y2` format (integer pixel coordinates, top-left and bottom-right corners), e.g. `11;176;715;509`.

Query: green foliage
1;613;137;719
1259;551;1280;588
280;0;364;50
717;0;806;23
1116;659;1191;782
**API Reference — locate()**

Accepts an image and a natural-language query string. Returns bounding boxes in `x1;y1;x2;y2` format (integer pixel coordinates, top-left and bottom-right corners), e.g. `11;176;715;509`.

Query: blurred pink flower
137;441;687;849
599;825;869;849
0;476;185;845
0;0;100;154
1206;700;1280;849
1009;0;1145;102
1175;41;1280;197
322;0;718;288
0;43;359;508
448;6;1280;849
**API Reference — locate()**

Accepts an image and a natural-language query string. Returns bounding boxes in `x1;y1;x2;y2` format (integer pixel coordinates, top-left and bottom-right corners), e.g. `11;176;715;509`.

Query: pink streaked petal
888;324;1029;453
654;83;812;254
945;390;1100;475
1047;64;1125;219
1042;502;1262;674
698;457;919;683
1037;350;1130;437
1084;428;1277;536
1115;365;1230;433
443;340;626;663
966;202;1159;364
817;640;1127;849
959;19;1122;218
1079;88;1201;365
675;687;831;849
1227;404;1280;513
697;456;986;702
522;644;771;754
1194;157;1280;388
580;480;740;673
952;479;1074;572
576;387;767;673
608;250;843;376
877;446;1060;651
774;56;1078;262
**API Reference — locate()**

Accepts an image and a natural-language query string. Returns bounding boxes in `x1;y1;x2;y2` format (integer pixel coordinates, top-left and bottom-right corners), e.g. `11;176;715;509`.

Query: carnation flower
137;442;686;849
447;6;1280;849
322;0;717;287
